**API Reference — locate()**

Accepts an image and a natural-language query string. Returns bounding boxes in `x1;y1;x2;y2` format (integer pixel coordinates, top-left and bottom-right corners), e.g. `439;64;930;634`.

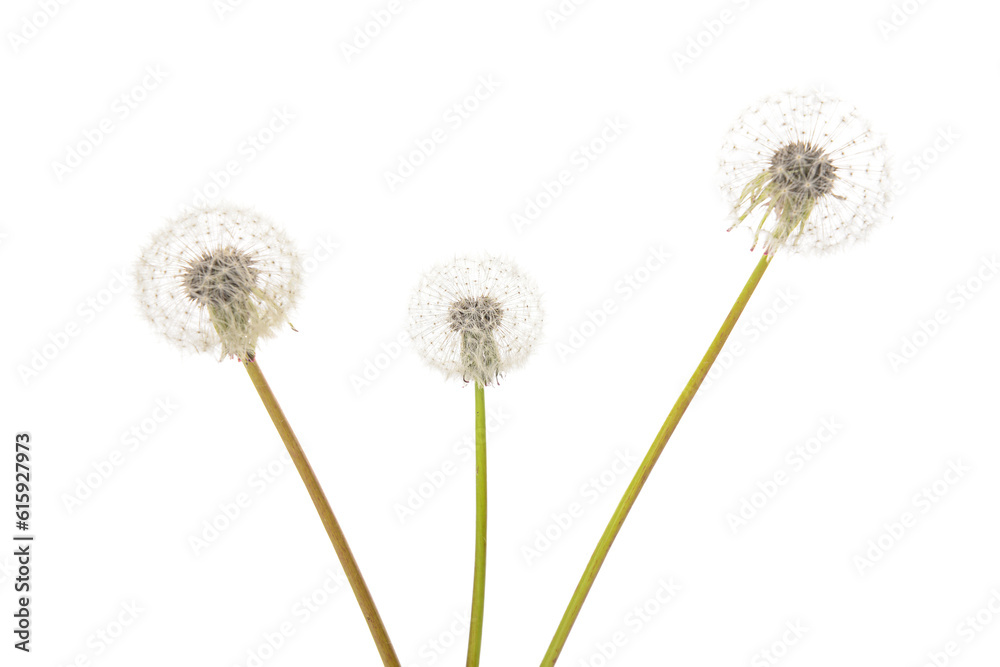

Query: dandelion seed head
135;205;302;360
182;247;260;307
720;90;892;255
408;255;543;387
769;141;836;198
449;296;504;333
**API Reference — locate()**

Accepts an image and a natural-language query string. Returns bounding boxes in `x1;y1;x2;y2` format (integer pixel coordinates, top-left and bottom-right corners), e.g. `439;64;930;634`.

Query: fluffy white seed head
408;255;543;387
720;90;892;255
135;205;302;360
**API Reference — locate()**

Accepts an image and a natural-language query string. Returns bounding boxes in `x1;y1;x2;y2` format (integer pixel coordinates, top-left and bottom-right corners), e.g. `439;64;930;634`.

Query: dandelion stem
466;382;488;667
242;357;400;667
540;253;772;666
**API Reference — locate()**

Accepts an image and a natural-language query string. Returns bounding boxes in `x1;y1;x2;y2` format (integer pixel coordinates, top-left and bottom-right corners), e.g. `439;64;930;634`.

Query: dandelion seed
407;255;543;387
134;205;302;360
720;90;892;254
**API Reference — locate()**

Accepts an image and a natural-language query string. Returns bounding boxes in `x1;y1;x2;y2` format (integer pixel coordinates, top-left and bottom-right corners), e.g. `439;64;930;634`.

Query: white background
2;0;999;665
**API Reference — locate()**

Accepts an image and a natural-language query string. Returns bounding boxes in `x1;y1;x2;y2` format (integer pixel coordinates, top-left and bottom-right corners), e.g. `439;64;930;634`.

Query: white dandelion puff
720;90;892;255
135;205;302;360
407;255;543;387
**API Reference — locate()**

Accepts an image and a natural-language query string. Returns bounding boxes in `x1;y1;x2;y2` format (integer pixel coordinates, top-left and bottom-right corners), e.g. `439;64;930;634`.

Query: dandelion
541;91;894;666
407;254;543;667
135;205;301;360
408;255;543;387
720;90;891;255
135;205;400;667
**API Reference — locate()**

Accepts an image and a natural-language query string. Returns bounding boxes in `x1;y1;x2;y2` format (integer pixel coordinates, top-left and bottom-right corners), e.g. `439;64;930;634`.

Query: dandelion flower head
720;90;892;255
408;255;543;387
135;205;302;360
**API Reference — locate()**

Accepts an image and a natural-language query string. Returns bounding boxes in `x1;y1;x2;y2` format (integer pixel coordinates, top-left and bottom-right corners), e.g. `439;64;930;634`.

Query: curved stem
466;382;488;667
541;254;772;666
243;358;400;667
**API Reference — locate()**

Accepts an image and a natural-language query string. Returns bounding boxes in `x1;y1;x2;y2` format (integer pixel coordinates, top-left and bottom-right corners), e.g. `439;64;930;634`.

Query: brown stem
243;357;400;667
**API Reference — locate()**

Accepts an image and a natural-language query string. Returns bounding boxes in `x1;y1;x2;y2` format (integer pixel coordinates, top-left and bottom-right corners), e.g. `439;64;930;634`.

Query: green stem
541;253;772;666
466;382;488;667
243;358;401;667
